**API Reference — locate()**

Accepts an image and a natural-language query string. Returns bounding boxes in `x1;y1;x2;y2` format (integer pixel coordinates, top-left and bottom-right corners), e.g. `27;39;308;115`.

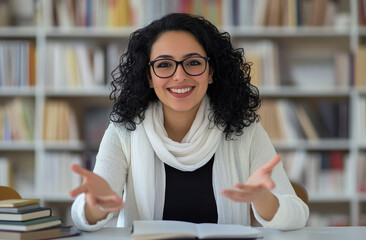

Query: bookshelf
0;0;366;226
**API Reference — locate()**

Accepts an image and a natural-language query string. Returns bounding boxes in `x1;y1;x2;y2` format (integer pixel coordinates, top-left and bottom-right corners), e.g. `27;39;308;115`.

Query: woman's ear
147;72;154;88
148;78;153;88
208;67;214;84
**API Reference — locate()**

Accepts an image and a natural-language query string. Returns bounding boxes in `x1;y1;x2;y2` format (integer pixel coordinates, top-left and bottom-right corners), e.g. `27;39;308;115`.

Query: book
294;104;319;140
0;204;40;213
131;220;262;240
355;45;366;86
0;207;51;221
0;216;62;232
0;226;81;240
0;157;12;186
0;199;40;208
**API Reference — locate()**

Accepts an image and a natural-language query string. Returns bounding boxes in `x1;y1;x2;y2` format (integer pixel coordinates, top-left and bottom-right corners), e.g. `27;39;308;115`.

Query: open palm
69;164;124;212
221;155;281;203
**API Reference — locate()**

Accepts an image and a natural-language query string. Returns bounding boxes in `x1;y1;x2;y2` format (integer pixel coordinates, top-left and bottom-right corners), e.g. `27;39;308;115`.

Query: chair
0;186;21;200
250;181;308;227
290;181;308;205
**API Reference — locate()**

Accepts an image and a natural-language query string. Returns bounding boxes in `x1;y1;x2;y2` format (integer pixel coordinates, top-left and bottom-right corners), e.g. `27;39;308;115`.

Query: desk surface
62;226;366;240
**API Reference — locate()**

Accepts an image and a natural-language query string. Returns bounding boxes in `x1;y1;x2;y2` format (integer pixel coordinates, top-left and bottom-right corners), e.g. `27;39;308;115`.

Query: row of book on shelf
4;40;366;90
281;150;366;196
242;41;365;89
2;149;361;201
0;98;34;142
43;100;79;142
0;0;362;28
0;94;361;152
0;156;35;198
45;43;105;89
281;150;352;196
44;100;111;144
43;0;224;28
0;151;96;199
42;152;82;196
0;98;111;143
259;99;349;141
229;0;346;27
0;198;80;240
0;41;36;88
1;96;364;144
0;40;123;89
40;0;359;28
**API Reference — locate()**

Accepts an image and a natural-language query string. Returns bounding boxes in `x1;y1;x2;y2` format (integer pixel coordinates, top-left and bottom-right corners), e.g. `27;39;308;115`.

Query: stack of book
0;198;79;240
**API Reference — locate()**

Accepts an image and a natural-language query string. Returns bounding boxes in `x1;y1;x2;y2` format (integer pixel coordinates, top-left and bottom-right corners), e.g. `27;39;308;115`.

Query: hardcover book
0;207;51;221
0;204;40;213
0;216;62;232
0;226;81;240
0;199;40;208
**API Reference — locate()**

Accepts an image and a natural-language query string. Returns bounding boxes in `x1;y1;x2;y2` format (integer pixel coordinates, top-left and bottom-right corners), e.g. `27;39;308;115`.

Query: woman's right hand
69;164;124;213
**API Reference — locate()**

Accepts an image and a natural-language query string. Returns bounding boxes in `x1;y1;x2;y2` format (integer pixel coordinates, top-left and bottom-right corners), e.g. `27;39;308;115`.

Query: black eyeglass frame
148;56;210;78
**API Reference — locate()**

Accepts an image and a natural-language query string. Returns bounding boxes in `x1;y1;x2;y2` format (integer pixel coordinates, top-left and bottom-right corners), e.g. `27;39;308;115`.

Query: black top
162;155;218;223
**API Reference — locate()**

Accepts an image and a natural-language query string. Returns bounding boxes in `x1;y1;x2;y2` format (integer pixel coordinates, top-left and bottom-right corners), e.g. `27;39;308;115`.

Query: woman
70;13;309;231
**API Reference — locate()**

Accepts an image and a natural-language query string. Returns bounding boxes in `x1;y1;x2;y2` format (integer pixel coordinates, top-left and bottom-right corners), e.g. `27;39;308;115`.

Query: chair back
291;181;308;205
0;186;21;200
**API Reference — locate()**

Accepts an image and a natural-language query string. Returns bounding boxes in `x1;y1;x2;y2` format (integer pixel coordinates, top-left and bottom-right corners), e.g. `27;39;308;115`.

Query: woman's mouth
168;87;194;98
169;87;193;93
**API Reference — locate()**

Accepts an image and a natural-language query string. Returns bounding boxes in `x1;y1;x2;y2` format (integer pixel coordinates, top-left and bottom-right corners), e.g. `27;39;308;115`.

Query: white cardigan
71;121;309;231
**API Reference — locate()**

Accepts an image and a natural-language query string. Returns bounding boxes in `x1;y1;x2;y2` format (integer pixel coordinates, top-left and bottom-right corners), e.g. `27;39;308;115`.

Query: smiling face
149;31;213;118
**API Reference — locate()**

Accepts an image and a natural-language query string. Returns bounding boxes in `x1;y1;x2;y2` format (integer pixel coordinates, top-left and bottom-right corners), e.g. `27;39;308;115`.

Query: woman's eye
186;60;202;66
157;61;172;68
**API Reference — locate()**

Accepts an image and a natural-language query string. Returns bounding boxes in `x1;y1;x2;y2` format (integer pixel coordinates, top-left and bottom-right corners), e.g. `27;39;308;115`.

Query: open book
131;220;262;240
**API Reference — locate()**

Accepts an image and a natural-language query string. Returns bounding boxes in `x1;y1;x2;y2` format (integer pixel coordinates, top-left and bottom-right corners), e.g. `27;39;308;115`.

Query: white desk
61;226;366;240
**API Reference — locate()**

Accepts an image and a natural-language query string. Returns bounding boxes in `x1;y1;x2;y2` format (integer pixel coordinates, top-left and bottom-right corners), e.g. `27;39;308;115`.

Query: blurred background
0;0;365;227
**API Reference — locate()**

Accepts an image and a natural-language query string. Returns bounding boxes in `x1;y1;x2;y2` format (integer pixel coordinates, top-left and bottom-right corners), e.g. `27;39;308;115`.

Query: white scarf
131;96;244;224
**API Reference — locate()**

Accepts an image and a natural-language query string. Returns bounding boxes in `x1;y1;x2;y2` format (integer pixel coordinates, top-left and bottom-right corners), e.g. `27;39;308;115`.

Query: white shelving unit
0;0;365;226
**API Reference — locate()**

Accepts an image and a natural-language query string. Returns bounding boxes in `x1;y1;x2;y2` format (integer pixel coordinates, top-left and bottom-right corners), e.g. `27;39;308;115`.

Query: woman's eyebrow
155;55;174;60
183;53;203;58
154;53;203;60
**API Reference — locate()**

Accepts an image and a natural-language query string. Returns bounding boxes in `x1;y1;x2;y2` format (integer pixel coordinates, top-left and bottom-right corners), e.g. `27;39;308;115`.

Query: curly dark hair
110;13;261;140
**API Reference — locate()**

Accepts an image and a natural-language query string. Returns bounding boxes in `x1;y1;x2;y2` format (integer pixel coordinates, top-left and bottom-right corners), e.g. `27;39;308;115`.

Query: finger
221;189;246;199
71;164;93;178
221;190;251;202
96;199;124;210
95;196;124;212
262;155;281;173
223;194;245;202
98;202;125;212
69;185;87;198
223;187;259;197
96;194;123;204
234;183;259;191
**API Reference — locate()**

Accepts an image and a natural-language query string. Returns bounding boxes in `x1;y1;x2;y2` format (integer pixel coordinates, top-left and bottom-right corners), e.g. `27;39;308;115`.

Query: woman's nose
173;63;188;81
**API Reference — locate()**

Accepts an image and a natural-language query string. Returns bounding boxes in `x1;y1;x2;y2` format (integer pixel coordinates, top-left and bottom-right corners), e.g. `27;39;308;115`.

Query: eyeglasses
148;56;210;78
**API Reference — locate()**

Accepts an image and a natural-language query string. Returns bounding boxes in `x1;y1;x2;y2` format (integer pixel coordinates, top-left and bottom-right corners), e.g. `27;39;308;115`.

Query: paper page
132;220;197;239
196;224;262;239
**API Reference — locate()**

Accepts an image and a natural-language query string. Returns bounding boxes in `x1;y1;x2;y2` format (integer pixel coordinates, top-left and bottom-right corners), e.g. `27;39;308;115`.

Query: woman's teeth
169;87;192;94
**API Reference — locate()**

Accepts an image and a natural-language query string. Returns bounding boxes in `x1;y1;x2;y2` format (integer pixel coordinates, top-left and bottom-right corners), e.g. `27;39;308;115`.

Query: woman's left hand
221;155;281;204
